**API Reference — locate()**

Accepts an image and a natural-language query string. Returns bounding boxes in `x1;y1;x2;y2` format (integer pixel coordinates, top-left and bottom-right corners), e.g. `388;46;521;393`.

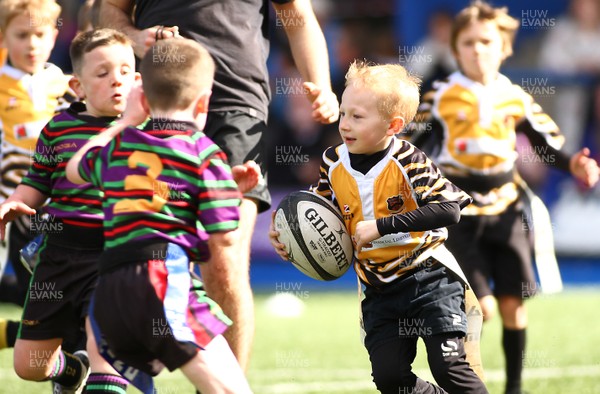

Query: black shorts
361;262;467;353
204;110;271;213
18;238;100;342
92;243;231;375
445;201;535;299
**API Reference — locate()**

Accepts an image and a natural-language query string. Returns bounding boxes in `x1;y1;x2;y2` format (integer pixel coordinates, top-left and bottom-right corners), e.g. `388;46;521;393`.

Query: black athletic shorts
445;200;536;299
204;110;271;213
92;242;231;375
361;261;467;353
18;233;101;342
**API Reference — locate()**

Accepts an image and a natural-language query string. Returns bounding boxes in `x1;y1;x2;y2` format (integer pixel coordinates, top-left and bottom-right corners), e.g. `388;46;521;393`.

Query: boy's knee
13;342;57;381
370;344;416;392
14;358;52;382
372;369;417;394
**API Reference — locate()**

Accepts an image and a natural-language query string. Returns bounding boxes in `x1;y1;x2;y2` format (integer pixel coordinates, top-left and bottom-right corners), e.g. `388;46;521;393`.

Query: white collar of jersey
339;138;399;179
0;62;59;80
449;71;512;90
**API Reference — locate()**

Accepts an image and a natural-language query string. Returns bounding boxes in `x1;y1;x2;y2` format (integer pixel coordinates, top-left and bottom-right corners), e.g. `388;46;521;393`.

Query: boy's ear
68;76;85;99
387;116;405;135
194;89;212;115
141;91;150;115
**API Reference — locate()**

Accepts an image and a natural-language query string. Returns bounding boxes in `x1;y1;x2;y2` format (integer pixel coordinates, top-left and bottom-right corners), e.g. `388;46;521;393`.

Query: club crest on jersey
386;195;404;213
342;204;353;221
5;96;18;111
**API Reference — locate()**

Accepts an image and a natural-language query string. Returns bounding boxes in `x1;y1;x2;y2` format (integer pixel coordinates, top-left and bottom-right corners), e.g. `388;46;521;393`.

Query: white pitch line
1;364;599;393
251;364;600;393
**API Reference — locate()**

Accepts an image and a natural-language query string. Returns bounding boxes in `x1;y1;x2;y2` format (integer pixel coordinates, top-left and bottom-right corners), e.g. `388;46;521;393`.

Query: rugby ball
274;191;353;281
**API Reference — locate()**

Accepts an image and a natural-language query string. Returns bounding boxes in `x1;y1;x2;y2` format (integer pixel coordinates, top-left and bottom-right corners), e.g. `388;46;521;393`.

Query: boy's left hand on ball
269;211;289;260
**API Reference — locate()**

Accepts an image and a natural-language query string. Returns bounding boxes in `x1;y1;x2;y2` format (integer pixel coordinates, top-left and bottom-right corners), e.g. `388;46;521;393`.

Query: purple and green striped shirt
78;119;241;261
21;102;117;228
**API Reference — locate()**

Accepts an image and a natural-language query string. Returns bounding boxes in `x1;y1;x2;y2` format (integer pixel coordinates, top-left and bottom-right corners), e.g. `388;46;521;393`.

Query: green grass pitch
1;289;599;393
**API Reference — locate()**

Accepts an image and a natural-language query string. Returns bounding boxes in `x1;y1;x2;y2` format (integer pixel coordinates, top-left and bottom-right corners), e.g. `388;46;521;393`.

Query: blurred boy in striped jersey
0;0;72;307
408;3;600;393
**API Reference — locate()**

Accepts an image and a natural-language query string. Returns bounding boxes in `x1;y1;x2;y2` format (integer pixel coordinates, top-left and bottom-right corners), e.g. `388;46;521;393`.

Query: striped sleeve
78;144;104;188
516;88;571;171
309;146;337;201
404;89;444;158
404;89;435;138
396;140;472;209
517;88;564;150
196;150;241;234
20;125;54;195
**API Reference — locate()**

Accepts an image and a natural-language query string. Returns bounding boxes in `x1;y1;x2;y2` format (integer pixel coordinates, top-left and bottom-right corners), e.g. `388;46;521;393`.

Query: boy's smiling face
1;12;57;74
454;19;505;85
70;43;137;117
338;84;397;155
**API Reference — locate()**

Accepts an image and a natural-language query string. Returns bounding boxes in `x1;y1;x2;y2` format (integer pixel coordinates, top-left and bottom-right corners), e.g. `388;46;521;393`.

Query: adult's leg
201;198;257;370
201;111;269;370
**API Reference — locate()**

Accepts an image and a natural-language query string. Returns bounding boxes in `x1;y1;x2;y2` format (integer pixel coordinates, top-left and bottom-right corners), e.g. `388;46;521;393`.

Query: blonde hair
450;1;520;58
345;60;421;123
140;38;215;112
0;0;61;32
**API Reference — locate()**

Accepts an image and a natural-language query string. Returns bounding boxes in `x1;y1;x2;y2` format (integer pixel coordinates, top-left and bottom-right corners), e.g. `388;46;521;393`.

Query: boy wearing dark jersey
0;29;138;393
270;61;488;394
67;39;254;393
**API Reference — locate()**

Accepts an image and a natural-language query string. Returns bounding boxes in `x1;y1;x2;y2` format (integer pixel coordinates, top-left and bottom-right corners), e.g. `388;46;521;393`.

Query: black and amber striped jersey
0;63;72;202
408;71;569;216
311;138;472;287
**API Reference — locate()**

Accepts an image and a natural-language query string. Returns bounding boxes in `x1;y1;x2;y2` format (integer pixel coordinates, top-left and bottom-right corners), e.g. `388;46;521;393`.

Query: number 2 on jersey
113;151;170;213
